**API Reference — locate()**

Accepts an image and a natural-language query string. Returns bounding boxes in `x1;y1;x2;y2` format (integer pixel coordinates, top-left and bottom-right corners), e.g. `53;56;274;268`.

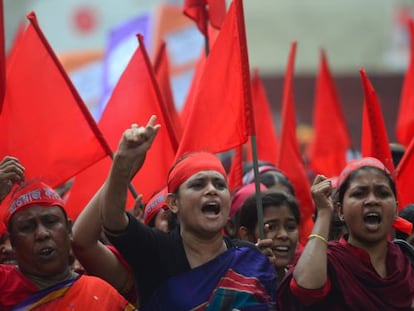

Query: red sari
278;238;414;310
0;265;135;310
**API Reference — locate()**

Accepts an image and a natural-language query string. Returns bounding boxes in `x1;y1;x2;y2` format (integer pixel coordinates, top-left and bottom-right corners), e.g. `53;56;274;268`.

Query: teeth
39;248;53;255
274;246;289;251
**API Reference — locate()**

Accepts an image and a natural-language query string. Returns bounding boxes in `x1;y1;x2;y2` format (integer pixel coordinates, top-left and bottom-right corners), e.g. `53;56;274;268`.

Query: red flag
176;0;254;158
277;42;314;246
179;51;206;127
183;0;226;36
360;68;394;172
0;0;5;112
246;70;279;165
0;13;109;188
65;35;176;219
153;41;182;143
228;145;244;192
396;19;414;147
396;137;414;210
307;49;351;177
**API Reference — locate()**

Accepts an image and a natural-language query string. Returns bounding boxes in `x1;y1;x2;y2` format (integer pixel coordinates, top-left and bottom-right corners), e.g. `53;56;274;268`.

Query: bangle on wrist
307;233;328;245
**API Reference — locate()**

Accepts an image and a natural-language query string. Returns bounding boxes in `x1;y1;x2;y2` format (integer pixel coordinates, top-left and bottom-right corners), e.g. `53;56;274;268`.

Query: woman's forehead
185;170;226;181
348;168;390;184
12;205;64;221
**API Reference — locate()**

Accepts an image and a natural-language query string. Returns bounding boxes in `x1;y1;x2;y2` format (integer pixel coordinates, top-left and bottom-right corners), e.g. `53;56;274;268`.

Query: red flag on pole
395;137;414;210
246;69;279;165
183;0;226;36
153;41;182;143
277;42;314;246
360;68;394;172
307;49;351;177
65;35;177;219
176;0;254;158
179;51;206;127
0;0;5;113
0;13;109;188
228;145;244;192
396;19;414;147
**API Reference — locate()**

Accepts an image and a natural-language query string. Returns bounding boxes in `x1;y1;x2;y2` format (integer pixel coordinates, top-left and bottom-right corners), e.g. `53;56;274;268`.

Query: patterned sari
143;246;278;311
11;275;136;311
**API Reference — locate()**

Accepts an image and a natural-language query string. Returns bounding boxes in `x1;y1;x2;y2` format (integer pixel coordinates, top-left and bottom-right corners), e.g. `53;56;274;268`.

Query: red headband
168;152;227;193
337;157;390;188
230;183;267;218
144;187;168;225
6;181;65;226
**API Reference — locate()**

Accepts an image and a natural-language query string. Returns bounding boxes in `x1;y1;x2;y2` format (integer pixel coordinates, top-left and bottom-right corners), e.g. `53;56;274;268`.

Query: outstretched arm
72;187;134;295
0;156;24;203
293;175;333;289
101;116;160;232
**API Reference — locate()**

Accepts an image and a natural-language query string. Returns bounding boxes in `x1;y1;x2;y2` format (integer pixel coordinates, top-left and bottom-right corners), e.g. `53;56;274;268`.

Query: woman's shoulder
224;236;257;250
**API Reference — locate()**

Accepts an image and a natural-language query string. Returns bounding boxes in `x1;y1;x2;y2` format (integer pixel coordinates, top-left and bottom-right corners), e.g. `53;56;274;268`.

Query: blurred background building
4;0;414;149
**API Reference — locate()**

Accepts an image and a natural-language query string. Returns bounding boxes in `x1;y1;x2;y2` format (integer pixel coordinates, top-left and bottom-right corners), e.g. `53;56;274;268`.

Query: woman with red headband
100;116;278;310
0;179;135;310
278;157;414;310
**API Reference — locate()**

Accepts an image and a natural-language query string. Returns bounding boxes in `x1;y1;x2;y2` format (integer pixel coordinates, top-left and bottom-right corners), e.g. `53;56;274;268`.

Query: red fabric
0;219;5;238
246;70;279;165
153;41;182;147
6;180;65;225
396;19;414;147
168;151;226;193
65;36;176;219
179;51;206;127
0;13;109;189
395;137;414;210
228;145;244;192
276;42;314;247
183;0;226;36
64;157;133;222
184;0;208;36
393;216;413;235
360;68;394;173
279;239;414;310
144;187;168;225
307;50;350;177
208;0;226;30
0;0;5;113
0;265;37;310
176;0;254;158
289;276;332;306
230;182;266;218
337;156;389;188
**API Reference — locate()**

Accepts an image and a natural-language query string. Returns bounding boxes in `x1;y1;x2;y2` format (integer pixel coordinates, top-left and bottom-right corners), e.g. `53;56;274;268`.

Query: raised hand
115;115;161;178
311;175;334;214
0;156;25;202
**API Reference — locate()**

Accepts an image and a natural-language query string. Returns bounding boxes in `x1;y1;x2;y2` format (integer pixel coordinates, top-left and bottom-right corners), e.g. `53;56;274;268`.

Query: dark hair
259;171;295;196
336;166;396;205
238;191;300;234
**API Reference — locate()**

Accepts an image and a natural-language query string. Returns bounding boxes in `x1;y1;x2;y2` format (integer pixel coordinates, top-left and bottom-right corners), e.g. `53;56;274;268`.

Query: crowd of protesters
0;116;413;310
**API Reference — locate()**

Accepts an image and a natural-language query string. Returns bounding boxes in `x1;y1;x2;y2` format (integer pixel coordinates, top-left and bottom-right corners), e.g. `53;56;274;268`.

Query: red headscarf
337;157;390;189
230;183;266;218
5;180;65;227
144;187;168;225
167;152;227;193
